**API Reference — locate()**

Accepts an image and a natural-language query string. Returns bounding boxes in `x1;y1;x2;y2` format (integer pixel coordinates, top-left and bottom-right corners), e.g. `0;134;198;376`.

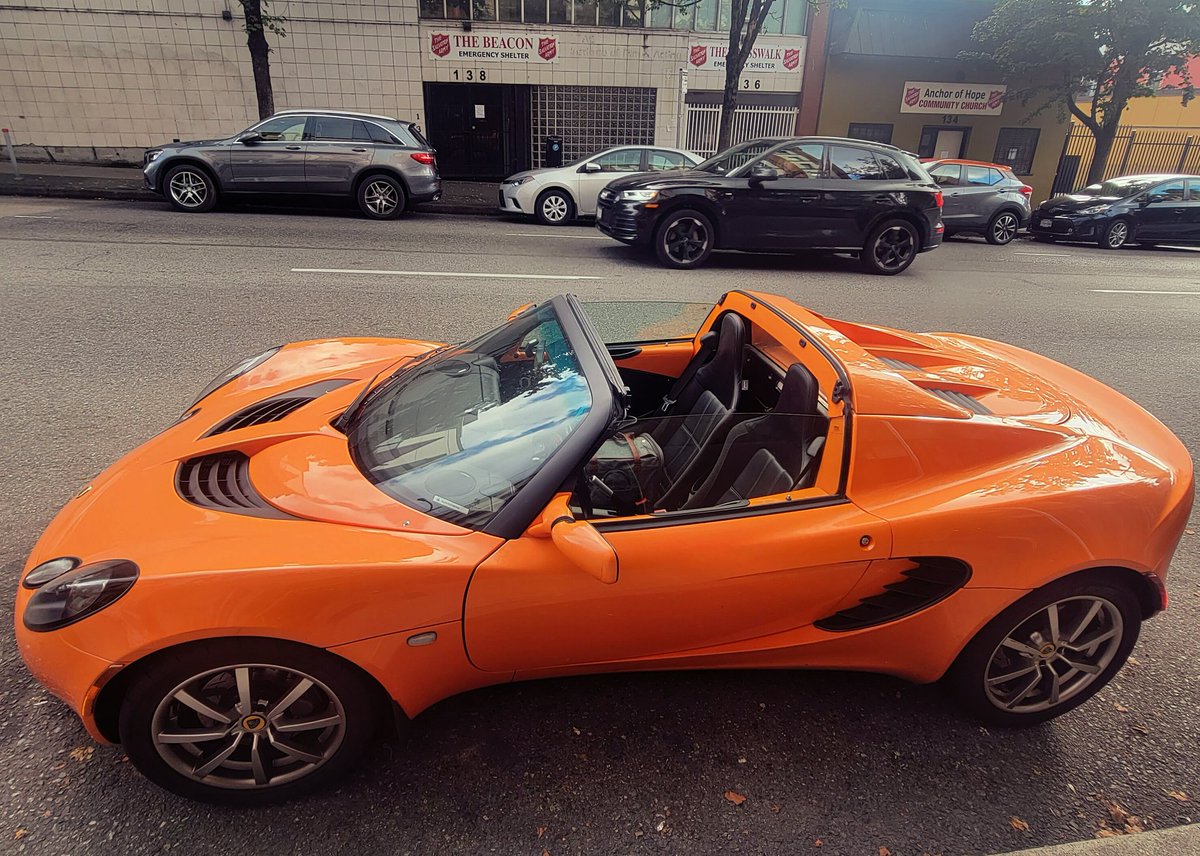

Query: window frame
927;162;964;187
826;144;888;181
247;114;310;142
993;127;1040;177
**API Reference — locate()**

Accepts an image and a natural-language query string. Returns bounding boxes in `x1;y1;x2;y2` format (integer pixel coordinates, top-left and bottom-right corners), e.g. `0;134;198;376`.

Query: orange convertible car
16;291;1193;803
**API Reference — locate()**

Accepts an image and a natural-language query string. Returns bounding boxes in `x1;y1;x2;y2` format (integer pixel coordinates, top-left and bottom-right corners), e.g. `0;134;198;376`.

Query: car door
927;162;966;228
819;144;896;247
227;115;309;192
304;116;377;194
1185;179;1200;243
722;143;828;250
575;148;647;215
1135;179;1188;242
958;165;1006;228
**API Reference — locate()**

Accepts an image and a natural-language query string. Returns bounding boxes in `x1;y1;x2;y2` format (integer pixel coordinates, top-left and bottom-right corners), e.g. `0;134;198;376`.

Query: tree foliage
972;0;1200;183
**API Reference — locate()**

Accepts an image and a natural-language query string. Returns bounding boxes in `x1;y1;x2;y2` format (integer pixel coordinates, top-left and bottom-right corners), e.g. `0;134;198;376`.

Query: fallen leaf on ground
770;803;781;813
571;727;581;736
1167;790;1190;802
537;826;546;838
68;747;93;762
541;850;550;856
14;828;28;840
1132;723;1150;735
724;790;747;806
812;838;822;846
1113;702;1130;712
879;847;892;856
1010;816;1031;832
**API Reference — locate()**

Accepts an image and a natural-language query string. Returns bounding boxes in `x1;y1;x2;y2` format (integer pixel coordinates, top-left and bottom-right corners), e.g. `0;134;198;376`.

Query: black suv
596;137;943;274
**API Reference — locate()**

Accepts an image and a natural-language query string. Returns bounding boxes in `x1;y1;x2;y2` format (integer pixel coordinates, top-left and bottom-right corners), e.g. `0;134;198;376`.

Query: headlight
23;557;80;589
505;176;534;186
620;189;659;202
187;346;280;410
23;560;139;632
1078;204;1111;215
146;150;163;163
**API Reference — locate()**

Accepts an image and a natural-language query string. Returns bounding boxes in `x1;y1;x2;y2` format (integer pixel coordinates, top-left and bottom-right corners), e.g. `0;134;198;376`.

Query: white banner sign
900;81;1007;115
429;31;559;63
688;42;803;74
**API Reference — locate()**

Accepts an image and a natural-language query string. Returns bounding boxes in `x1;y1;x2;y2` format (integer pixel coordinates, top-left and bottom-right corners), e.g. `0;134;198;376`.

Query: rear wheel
654;209;714;269
357;175;406;220
535;189;575;226
1098;218;1130;249
164;164;218;213
860;219;919;275
986;210;1021;245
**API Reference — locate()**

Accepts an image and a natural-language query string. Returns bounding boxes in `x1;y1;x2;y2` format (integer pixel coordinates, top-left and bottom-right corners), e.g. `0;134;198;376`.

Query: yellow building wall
1074;94;1200;130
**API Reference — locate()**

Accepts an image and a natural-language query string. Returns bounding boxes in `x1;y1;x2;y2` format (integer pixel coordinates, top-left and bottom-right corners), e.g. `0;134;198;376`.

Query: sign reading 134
451;69;488;82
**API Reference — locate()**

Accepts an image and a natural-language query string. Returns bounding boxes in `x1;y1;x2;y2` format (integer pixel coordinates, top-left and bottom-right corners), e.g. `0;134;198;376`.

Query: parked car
595;137;944;274
922;158;1032;244
142;110;441;219
499;146;701;226
17;290;1191;804
1030;173;1200;248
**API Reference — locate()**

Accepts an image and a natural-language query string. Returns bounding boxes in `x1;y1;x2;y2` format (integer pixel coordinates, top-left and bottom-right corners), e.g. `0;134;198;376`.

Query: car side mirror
238;132;263;145
529;495;618;584
583;162;602;174
749;163;779;183
1144;194;1163;205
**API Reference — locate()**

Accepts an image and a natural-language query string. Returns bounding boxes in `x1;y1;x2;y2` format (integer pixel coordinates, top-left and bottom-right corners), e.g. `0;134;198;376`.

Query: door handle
606;345;642;360
352;147;367;153
797;193;820;202
285;145;302;151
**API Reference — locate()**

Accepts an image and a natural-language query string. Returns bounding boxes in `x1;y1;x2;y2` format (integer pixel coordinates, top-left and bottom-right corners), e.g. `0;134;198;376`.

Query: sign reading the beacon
900;81;1007;115
429;31;559;63
688;42;802;74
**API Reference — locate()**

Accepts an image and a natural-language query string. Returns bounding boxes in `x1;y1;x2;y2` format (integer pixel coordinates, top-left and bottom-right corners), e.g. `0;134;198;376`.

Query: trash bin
545;135;563;168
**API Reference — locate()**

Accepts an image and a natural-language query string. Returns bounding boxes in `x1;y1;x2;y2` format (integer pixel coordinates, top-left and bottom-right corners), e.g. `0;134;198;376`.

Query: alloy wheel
663;217;710;265
169;171;209;208
983;596;1124;714
871;224;915;271
151;663;346;790
1106;220;1129;248
363;180;399;217
991;213;1019;244
541;194;569;223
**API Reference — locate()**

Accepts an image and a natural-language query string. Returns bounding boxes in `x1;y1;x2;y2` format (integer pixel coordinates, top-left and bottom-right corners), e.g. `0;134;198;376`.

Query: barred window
993;128;1040;176
847;122;894;145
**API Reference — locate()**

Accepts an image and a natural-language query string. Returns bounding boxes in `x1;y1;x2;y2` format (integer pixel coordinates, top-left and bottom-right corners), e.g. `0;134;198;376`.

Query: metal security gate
1053;123;1200;193
685;104;799;158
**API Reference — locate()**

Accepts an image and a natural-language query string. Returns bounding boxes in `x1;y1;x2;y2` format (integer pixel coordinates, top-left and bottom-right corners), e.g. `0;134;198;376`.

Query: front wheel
119;639;381;805
947;575;1141;727
358;175;406;220
860;219;920;275
986;211;1021;245
164;165;218;213
1098;218;1130;249
535;189;575;226
654;208;715;269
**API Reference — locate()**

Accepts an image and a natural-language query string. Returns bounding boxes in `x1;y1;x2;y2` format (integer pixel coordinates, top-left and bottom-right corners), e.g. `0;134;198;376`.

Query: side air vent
175;451;288;518
815;557;972;632
925;387;992;415
878;356;921;371
206;378;354;436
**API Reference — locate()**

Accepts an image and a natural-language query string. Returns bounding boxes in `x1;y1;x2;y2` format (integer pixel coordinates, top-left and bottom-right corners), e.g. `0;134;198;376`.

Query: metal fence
1053;124;1200;194
685;104;799;158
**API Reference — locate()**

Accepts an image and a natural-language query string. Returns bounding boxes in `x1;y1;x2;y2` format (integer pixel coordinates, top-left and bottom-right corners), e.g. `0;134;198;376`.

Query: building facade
0;0;810;178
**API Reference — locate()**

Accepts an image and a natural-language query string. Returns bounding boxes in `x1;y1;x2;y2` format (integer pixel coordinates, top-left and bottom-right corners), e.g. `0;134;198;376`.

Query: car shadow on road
598;244;866;275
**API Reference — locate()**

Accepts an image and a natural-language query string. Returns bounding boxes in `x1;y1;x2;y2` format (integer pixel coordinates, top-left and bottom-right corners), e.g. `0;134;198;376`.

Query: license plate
1040;218;1053;228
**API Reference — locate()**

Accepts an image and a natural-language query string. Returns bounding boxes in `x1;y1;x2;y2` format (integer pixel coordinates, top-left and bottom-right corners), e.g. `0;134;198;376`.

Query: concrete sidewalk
997;823;1200;855
0;161;499;215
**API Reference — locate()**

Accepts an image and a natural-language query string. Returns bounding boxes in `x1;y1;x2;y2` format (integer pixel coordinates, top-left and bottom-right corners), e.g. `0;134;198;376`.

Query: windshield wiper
333;344;454;433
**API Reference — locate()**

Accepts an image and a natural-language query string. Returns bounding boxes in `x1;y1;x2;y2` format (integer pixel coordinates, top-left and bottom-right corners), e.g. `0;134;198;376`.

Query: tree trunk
715;0;773;151
717;73;740;152
241;0;274;119
1085;122;1120;185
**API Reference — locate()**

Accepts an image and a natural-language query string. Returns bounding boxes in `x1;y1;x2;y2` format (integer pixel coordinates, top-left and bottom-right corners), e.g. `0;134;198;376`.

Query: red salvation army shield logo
987;89;1005;109
904;86;921;107
538;37;557;61
690;45;708;66
783;48;800;70
431;33;450;58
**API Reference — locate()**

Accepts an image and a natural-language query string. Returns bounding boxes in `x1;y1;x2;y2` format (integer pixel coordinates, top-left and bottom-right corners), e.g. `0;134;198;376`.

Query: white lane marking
11;214;55;219
1012;251;1070;257
505;232;610;240
291;267;604;281
1091;289;1200;295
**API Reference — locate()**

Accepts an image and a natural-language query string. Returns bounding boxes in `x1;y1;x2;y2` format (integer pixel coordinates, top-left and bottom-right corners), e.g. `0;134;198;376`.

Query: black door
1136;179;1188;242
723;142;828;250
424;83;528;180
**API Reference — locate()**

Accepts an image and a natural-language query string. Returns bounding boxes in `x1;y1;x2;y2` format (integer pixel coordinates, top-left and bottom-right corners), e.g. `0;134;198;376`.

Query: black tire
985;210;1021;245
654;208;715;269
1098;217;1131;249
119;639;381;805
860;218;920;275
535;189;575;226
163;164;218;213
357;174;406;220
946;573;1141;727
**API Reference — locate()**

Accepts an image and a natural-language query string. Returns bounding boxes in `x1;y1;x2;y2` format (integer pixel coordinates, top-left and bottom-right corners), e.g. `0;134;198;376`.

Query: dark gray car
923;159;1033;244
142;110;441;219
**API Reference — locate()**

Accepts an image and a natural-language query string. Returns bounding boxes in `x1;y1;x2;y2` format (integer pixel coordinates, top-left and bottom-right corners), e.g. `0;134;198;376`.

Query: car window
310;116;373;142
592;149;644;173
828;145;885;180
876;153;908;180
254;116;307;142
366;122;397;144
581;301;711;344
348;304;591;530
1148;180;1186;202
697;141;774;175
966;166;1003;186
757;144;824;178
1188;179;1200;200
648;150;690;171
928;162;962;186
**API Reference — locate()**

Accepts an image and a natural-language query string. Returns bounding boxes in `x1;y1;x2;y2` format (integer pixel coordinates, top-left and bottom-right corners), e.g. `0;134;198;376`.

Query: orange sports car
15;291;1193;804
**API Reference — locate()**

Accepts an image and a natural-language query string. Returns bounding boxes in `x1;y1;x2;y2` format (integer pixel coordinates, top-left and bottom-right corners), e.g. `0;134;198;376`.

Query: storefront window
498;0;521;20
473;0;497;21
418;0;807;31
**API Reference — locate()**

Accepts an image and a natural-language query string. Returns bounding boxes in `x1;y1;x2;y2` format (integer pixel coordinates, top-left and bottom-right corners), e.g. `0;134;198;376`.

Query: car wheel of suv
946;573;1140;727
655;209;714;269
119;638;381;805
861;219;919;275
164;165;218;213
1099;218;1130;249
535;190;574;226
358;175;406;220
986;211;1021;245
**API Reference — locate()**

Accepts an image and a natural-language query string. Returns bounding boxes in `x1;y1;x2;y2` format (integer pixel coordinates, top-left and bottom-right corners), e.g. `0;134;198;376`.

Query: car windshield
1078;177;1162;198
348;304;592;529
695;141;776;175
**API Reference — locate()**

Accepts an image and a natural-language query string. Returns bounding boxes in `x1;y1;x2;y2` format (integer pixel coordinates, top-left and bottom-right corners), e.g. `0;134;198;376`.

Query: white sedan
499;145;702;226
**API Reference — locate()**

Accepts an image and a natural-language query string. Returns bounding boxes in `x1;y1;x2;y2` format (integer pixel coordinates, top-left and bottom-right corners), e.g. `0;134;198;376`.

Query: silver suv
142;110;441;219
923;159;1032;245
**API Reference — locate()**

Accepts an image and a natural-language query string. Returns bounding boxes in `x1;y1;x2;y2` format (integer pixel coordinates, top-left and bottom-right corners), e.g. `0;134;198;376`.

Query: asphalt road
1;197;1198;856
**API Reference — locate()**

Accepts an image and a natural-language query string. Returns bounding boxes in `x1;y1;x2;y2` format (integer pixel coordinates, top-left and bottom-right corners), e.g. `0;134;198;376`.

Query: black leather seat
681;363;827;510
649;312;747;508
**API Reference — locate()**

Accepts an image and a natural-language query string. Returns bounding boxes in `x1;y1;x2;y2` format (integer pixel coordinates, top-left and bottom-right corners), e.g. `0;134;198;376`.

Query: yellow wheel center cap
241;714;267;732
1039;643;1056;658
